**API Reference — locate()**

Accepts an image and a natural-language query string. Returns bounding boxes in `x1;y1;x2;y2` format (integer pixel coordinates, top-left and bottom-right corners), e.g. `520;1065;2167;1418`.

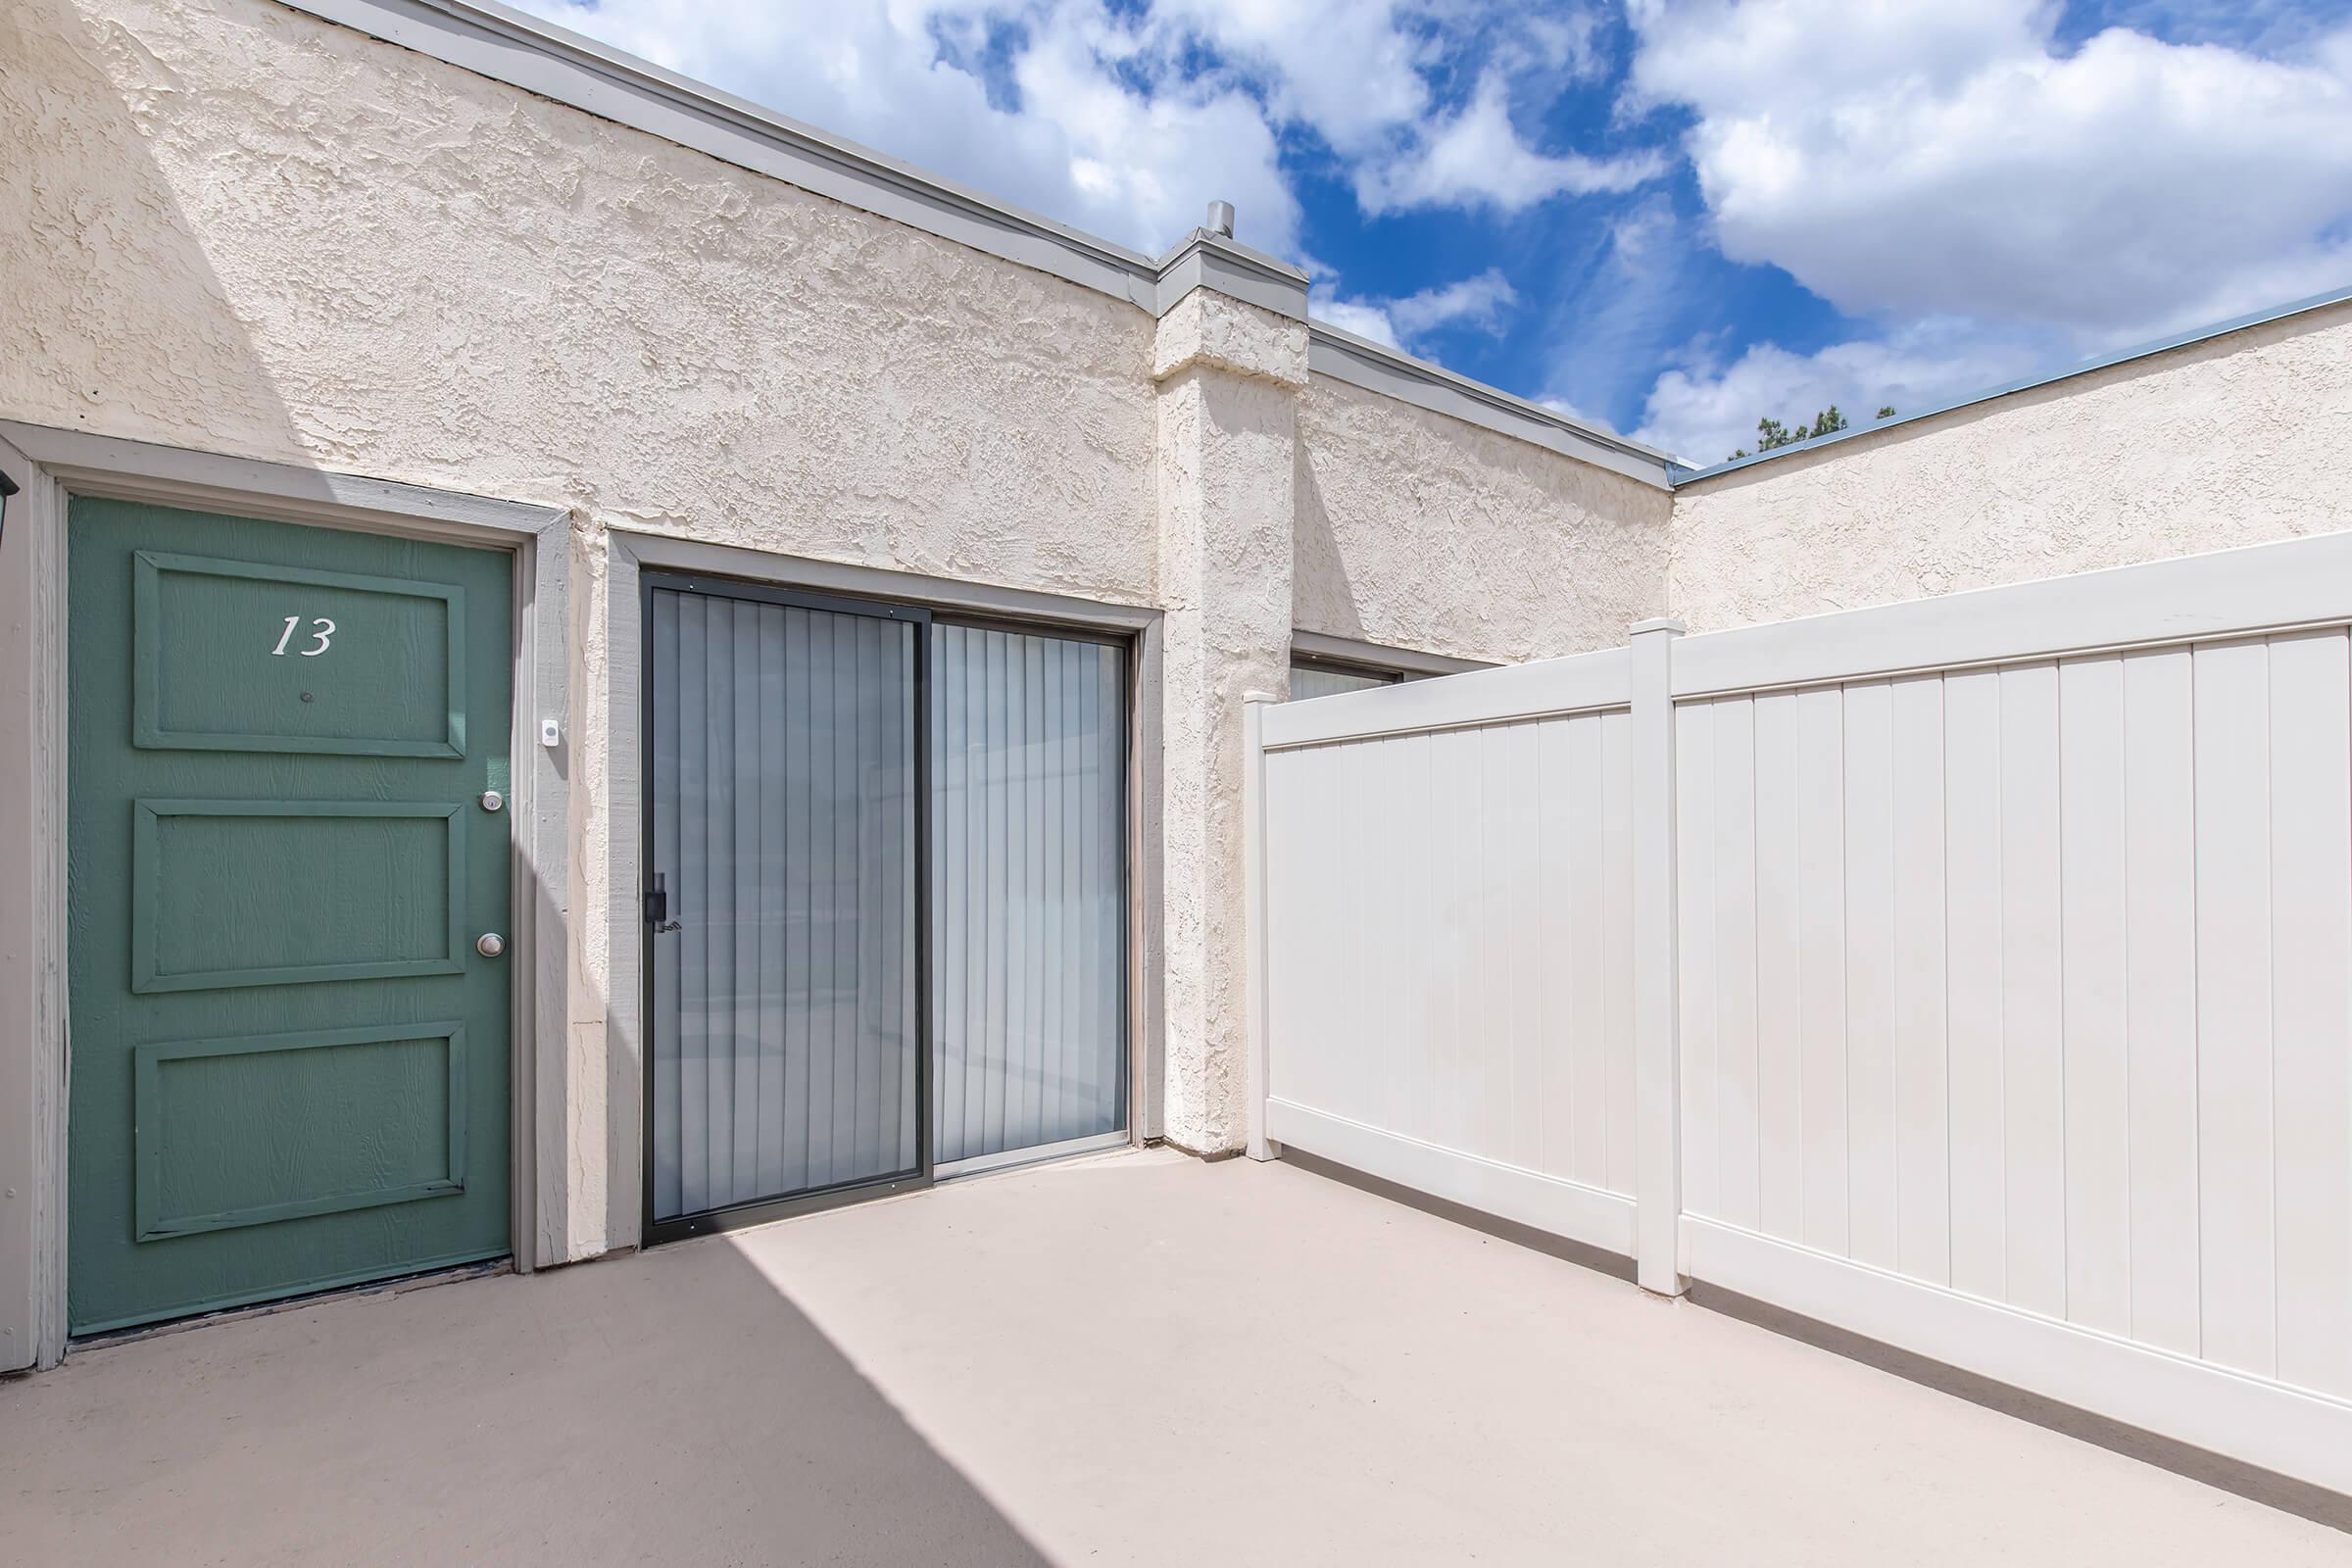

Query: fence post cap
1631;616;1688;637
1243;688;1281;705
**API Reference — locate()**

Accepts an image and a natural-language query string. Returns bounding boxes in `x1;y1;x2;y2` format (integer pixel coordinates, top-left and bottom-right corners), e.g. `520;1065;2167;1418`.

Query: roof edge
272;0;1671;485
282;0;1175;304
1668;281;2352;486
1308;320;1676;489
286;0;1318;323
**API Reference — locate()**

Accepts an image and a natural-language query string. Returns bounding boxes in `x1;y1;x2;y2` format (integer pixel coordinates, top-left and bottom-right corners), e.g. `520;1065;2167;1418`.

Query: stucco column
1152;285;1307;1155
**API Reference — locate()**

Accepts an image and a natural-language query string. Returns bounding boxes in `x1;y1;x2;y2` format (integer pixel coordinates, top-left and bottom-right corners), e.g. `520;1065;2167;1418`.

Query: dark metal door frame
638;569;933;1244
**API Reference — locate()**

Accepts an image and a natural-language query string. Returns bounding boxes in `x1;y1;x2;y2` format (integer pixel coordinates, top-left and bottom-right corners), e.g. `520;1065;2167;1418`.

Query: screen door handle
648;872;682;933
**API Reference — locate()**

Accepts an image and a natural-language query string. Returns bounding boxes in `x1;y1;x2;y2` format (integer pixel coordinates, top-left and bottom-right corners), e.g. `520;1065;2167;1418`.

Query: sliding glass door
645;581;923;1234
644;581;1129;1236
929;624;1128;1170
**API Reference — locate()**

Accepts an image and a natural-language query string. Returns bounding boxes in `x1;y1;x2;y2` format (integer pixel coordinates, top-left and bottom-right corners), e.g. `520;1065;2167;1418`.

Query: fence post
1630;619;1686;1296
1242;689;1281;1161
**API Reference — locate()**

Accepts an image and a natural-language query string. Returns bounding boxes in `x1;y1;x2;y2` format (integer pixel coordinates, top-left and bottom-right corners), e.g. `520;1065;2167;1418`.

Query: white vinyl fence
1246;531;2352;1496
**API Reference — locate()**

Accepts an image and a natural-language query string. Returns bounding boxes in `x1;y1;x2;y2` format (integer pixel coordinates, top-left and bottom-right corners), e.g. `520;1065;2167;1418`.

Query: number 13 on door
271;615;337;657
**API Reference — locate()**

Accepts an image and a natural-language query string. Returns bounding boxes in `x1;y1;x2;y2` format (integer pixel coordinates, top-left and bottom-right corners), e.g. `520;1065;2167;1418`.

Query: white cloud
1630;323;2046;466
1627;0;2352;343
1145;0;1432;155
1312;300;1403;349
1388;268;1521;338
511;0;1663;260
1609;1;2352;466
1356;71;1667;214
511;0;1299;255
1313;267;1522;355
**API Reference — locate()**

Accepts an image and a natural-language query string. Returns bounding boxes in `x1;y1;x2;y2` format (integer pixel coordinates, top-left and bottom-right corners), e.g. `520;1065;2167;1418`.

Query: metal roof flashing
1307;320;1677;487
1152;229;1311;321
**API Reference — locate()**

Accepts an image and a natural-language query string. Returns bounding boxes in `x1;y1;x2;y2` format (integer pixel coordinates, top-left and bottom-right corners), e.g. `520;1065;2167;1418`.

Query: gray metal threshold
935;1130;1134;1183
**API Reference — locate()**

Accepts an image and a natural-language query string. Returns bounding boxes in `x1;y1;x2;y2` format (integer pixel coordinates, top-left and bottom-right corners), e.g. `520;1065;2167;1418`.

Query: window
1288;659;1404;702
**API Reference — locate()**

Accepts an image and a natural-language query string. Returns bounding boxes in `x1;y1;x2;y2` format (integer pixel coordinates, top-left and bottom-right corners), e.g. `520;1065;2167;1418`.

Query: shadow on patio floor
6;1147;2347;1566
1;1231;1045;1565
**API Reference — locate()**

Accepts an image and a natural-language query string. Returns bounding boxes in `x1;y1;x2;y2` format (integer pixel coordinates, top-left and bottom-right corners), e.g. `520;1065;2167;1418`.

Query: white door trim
0;421;571;1368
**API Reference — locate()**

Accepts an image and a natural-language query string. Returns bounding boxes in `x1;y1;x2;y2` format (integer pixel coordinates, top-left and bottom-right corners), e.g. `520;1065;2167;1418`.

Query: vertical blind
929;625;1128;1164
1290;662;1397;702
648;590;918;1221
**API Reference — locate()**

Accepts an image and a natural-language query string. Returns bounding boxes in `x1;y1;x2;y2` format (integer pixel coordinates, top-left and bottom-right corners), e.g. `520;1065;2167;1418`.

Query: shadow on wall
7;0;610;1263
0;1236;1049;1565
5;0;309;462
1290;431;1363;644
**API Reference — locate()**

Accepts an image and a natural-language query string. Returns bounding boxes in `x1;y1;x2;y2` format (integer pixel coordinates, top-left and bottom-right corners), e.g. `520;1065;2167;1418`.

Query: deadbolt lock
480;790;504;812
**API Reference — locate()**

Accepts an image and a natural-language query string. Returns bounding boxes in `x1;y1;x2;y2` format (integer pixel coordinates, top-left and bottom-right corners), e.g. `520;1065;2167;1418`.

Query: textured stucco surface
1296;378;1673;663
1152;298;1298;1153
31;0;2331;1252
1668;301;2352;631
0;0;1161;601
1152;287;1309;387
0;0;1165;1249
2;0;1497;1209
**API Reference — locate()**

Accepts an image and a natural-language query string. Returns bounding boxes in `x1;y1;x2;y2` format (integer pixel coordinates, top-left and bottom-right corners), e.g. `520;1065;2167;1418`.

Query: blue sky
512;0;2352;463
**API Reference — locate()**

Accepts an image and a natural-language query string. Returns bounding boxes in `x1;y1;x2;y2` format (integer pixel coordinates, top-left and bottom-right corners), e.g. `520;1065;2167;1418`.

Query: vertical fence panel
1999;662;2067;1321
2121;647;2200;1356
1842;681;1897;1272
1888;673;1948;1286
1535;721;1580;1181
1602;710;1640;1199
1498;722;1546;1173
1795;687;1849;1257
2059;655;2132;1338
1942;668;2006;1301
1676;702;1719;1221
1567;713;1612;1189
2193;638;2277;1378
1361;734;1400;1140
2267;630;2352;1398
1753;691;1805;1246
1711;698;1763;1234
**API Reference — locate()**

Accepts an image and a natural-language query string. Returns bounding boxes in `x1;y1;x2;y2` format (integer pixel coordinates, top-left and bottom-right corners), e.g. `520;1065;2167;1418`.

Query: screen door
644;579;922;1233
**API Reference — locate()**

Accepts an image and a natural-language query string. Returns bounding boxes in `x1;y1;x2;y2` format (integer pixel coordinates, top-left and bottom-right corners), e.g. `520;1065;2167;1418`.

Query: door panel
646;583;921;1229
68;500;512;1334
131;800;467;991
928;624;1128;1166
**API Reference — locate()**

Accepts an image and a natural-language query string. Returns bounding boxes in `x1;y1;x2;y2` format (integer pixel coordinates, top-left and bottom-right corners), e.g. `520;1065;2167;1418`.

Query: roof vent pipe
1205;200;1235;238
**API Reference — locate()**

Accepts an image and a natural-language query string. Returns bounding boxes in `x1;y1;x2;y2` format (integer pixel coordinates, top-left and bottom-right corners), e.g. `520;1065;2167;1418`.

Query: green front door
68;499;514;1334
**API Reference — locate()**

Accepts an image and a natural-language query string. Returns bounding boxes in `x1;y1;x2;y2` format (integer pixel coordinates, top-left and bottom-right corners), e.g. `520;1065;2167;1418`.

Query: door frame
0;420;571;1370
606;530;1165;1252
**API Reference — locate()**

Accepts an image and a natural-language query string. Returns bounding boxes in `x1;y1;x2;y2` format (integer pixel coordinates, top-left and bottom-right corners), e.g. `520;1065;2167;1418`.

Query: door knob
480;790;504;812
476;932;506;958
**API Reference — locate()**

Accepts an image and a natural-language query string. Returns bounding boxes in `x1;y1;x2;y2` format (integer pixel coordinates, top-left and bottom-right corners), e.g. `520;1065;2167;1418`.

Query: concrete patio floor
4;1147;2346;1566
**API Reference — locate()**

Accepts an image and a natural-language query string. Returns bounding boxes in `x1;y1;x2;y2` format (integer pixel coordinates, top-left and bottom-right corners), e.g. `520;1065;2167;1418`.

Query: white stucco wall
39;0;2335;1288
1152;293;1306;1154
2;0;1162;599
3;0;1179;1260
1295;378;1674;664
1667;299;2352;632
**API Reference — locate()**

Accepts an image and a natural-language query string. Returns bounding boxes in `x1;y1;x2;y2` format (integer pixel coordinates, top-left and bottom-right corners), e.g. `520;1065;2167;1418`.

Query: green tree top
1725;402;1895;462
